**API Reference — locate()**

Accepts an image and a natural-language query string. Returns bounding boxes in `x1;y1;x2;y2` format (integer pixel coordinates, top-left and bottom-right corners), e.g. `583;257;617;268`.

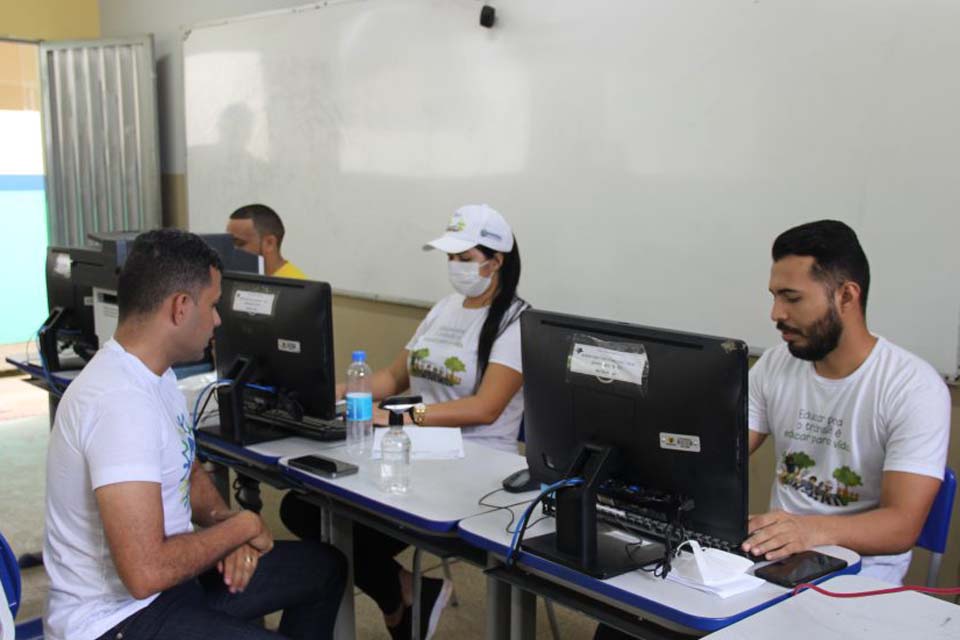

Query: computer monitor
39;247;99;371
196;233;260;274
214;273;336;444
520;309;749;577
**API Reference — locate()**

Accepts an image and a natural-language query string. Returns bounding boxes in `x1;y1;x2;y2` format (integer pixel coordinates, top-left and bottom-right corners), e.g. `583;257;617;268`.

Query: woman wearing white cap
281;204;528;640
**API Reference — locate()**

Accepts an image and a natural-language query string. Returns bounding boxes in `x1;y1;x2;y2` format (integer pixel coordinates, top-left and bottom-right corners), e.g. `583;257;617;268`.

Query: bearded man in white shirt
743;219;950;584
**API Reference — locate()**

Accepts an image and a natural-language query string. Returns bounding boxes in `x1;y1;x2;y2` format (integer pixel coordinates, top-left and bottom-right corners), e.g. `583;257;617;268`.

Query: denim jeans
96;540;346;640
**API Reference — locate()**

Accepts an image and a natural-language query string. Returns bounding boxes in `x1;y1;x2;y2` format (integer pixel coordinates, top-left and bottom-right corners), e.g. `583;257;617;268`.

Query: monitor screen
521;309;749;547
214;273;336;440
197;233;260;274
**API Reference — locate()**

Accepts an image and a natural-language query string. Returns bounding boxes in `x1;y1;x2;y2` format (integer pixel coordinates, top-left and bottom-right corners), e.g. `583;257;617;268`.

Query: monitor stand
522;444;664;579
38;307;66;371
218;356;257;444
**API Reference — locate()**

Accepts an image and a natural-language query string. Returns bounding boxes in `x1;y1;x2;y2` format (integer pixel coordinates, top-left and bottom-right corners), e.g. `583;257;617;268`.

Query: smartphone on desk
753;550;847;588
287;454;358;479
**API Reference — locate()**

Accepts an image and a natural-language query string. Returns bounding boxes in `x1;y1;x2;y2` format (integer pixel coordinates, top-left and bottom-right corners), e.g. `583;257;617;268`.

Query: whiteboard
184;0;960;376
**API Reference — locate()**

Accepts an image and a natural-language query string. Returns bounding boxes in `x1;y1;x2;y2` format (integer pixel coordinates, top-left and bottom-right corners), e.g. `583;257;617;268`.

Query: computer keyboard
541;493;748;558
595;502;749;557
248;410;347;442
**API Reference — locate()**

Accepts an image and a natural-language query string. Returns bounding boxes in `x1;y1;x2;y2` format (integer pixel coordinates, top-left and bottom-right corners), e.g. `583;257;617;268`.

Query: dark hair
230;203;286;246
772;220;870;313
476;239;526;387
118;229;224;321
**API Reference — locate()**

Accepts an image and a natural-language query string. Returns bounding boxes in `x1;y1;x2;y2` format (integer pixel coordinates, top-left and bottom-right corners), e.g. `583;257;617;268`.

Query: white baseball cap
423;204;514;254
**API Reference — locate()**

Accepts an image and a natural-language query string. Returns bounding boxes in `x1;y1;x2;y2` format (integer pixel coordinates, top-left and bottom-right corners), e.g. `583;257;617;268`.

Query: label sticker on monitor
659;433;701;453
53;252;71;277
233;289;276;316
278;339;301;354
569;343;648;386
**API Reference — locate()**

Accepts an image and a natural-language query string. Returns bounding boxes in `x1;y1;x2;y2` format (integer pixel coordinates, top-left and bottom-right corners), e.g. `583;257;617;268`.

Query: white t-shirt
749;337;950;584
44;340;195;640
406;293;527;452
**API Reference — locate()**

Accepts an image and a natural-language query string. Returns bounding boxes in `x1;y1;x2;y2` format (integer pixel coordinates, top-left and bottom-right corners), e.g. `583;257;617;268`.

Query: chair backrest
1;531;22;640
916;467;957;554
0;531;20;620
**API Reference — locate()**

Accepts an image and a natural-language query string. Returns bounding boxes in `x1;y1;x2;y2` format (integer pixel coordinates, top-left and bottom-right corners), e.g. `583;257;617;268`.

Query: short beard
780;304;843;362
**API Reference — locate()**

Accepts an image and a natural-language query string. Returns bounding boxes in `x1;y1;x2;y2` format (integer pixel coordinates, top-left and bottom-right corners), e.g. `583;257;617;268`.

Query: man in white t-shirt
43;229;346;640
743;220;950;584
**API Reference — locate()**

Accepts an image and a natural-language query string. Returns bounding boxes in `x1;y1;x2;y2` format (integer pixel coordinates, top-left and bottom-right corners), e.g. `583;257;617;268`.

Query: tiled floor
0;375;599;638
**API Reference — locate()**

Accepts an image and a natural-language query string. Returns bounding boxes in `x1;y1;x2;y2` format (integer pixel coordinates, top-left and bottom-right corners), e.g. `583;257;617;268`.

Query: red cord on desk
792;582;960;598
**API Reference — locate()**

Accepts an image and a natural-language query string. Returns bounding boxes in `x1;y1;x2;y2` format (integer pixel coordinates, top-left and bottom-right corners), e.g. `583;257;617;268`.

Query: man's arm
189;461;231;527
748;430;767;454
96;480;267;599
188;460;274;593
742;470;941;561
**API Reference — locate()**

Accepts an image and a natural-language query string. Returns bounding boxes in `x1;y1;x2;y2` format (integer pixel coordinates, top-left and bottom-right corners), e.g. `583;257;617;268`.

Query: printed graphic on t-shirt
410;348;467;387
175;412;195;511
427;325;468;348
778;450;863;507
783;408;852;452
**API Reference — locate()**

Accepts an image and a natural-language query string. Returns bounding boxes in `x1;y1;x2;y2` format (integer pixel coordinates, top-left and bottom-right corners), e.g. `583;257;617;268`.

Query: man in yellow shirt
226;204;307;279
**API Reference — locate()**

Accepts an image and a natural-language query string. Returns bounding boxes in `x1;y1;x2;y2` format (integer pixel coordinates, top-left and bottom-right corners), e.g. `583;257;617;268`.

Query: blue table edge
195;429;459;534
457;524;861;632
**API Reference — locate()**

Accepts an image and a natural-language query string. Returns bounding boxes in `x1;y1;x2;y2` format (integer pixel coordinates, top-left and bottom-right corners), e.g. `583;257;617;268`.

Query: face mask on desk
448;260;491;297
671;540;754;586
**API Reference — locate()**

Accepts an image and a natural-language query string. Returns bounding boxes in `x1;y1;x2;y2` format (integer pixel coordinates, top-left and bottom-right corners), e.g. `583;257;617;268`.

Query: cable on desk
635;509;691;579
505;477;584;566
792;582;960;598
477;487;548;534
191;379;277;429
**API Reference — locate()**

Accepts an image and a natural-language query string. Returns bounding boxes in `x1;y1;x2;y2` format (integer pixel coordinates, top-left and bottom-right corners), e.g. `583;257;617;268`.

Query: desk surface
5;357;81;386
703;574;960;639
196;428;528;534
6;356;212;385
282;440;528;533
458;504;861;634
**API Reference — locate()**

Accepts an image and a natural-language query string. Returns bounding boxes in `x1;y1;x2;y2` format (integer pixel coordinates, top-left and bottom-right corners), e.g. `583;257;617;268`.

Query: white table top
195;428;530;533
458;503;861;633
703;574;960;639
280;441;529;532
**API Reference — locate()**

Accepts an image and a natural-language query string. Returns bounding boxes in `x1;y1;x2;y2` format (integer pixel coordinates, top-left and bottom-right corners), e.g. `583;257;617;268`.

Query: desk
459;505;861;639
195;428;528;640
702;574;960;639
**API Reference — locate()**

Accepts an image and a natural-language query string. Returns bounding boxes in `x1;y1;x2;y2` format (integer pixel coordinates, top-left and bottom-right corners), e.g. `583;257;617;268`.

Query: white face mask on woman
448;260;492;297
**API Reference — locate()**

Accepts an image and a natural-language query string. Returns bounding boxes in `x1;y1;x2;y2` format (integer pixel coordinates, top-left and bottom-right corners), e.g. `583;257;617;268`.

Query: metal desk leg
510;585;536;640
486;557;511;640
329;512;356;640
412;548;423;640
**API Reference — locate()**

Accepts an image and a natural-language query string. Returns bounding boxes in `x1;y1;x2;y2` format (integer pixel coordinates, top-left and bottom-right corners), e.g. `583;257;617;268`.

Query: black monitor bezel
521;308;749;548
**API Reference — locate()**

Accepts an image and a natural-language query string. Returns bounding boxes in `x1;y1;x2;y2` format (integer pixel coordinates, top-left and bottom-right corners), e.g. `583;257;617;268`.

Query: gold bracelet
412;403;427;425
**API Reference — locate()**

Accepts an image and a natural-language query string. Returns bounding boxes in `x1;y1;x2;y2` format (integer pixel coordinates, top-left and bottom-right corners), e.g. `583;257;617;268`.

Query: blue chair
0;531;43;640
916;467;956;587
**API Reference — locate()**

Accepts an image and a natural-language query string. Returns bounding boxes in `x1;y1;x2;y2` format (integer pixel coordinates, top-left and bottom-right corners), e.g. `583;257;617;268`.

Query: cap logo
446;217;467;233
480;229;502;241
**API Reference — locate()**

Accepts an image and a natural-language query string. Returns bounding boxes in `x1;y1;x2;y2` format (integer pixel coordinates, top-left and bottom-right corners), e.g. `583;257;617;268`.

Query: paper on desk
247;436;343;459
665;572;764;599
371;426;464;460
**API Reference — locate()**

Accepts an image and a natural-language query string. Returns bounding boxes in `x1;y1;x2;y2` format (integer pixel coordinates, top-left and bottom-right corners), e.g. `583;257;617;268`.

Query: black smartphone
287;454;358;479
754;550;848;587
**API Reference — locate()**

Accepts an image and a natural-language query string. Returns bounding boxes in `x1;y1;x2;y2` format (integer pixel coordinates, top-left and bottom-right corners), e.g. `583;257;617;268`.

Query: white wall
98;0;318;174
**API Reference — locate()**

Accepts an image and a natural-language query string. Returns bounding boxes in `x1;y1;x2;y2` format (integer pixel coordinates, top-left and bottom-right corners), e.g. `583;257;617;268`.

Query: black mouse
502;468;539;493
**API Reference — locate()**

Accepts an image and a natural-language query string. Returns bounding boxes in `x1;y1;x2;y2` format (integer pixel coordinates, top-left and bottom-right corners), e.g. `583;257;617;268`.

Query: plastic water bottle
345;350;373;457
379;418;411;494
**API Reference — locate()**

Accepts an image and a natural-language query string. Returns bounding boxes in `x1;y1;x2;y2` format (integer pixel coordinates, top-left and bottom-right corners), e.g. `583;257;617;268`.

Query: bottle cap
352;350;366;362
